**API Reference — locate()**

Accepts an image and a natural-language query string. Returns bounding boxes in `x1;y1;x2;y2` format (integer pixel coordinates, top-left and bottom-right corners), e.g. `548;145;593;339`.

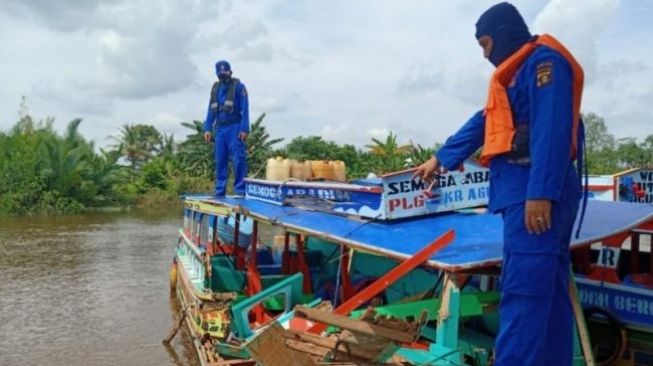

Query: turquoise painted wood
230;273;304;338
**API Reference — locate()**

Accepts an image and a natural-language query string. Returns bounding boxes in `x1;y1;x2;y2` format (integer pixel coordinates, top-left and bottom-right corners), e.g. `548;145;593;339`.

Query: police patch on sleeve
536;61;553;87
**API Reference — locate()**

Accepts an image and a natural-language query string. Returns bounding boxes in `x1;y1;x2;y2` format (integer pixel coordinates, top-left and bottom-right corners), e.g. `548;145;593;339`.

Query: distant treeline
0;104;650;215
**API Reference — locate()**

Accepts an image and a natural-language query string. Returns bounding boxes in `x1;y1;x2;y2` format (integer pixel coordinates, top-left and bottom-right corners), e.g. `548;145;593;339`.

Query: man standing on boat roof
203;60;250;196
414;2;584;365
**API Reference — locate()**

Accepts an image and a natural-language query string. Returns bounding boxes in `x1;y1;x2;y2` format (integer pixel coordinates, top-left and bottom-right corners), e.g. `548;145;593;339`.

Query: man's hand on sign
413;156;447;184
238;132;248;142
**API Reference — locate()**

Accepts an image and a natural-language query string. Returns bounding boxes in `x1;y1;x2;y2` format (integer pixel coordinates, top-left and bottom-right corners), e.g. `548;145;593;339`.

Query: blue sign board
576;276;653;329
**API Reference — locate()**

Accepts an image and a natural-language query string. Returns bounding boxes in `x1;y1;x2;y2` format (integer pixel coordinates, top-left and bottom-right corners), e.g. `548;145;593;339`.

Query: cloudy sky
0;0;651;149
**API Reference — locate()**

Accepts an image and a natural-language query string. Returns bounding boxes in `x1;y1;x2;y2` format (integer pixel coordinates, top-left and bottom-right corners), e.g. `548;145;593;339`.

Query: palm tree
110;124;162;170
160;133;176;159
365;132;412;173
36;120;97;203
90;147;130;205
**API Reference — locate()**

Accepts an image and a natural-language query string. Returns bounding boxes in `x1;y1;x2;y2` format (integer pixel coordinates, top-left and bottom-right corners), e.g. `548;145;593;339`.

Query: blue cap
475;2;531;67
215;60;231;75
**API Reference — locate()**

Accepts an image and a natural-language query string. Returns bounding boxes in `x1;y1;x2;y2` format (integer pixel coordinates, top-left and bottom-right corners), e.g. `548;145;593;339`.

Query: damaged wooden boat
169;166;653;365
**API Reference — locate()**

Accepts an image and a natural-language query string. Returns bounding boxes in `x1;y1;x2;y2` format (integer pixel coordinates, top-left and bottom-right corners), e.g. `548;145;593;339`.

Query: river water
0;209;200;366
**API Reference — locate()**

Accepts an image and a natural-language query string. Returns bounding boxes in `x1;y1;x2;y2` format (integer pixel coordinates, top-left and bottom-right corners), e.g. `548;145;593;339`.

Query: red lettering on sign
389;195;428;212
389;198;400;211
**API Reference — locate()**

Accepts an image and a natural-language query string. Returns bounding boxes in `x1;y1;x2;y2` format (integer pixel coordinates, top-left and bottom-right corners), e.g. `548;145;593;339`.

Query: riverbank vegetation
0;105;651;215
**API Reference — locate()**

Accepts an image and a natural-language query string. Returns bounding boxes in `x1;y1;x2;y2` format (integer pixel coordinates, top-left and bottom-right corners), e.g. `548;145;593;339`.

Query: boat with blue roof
168;163;653;365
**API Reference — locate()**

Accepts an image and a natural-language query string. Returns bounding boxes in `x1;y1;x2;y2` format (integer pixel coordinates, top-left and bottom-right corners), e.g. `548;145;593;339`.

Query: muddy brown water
0;208;200;366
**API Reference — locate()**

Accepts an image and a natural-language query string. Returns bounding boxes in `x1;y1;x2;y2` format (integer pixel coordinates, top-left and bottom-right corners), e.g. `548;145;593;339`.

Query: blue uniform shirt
203;80;250;134
437;46;580;213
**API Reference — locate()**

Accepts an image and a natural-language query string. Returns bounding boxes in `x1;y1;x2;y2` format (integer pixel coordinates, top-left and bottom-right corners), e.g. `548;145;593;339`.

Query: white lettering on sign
613;295;653;316
578;288;610;308
247;184;279;199
596;247;620;269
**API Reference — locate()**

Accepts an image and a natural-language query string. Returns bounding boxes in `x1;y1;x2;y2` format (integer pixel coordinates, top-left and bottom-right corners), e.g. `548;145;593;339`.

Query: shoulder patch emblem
536;61;553;87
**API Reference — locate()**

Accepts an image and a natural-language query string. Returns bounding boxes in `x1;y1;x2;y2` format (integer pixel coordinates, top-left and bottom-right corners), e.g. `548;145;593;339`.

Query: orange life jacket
479;34;584;166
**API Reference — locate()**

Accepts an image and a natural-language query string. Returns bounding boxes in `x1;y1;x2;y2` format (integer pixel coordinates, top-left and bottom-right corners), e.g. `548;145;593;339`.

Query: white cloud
0;0;651;152
368;127;391;140
533;0;621;82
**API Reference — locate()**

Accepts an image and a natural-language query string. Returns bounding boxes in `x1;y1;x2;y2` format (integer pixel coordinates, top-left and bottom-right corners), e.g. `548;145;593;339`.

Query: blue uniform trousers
495;196;579;366
214;123;248;196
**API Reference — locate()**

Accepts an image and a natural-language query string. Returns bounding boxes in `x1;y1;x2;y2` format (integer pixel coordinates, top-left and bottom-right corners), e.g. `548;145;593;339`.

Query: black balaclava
215;60;232;82
475;2;532;67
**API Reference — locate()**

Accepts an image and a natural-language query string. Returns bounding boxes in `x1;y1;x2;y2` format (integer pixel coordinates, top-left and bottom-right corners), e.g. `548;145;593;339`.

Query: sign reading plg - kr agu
382;160;490;219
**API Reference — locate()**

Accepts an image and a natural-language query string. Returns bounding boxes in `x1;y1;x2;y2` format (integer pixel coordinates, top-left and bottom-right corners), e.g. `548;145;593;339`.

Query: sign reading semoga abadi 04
381;160;489;219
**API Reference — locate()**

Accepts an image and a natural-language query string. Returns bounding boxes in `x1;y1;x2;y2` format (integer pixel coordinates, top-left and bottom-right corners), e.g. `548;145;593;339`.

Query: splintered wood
246;302;418;366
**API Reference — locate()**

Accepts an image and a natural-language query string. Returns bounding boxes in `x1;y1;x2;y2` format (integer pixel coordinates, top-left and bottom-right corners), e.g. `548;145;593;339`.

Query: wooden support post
234;214;245;269
297;235;312;293
340;248;354;301
246;221;264;323
308;229;455;334
282;231;291;274
251;221;259;268
435;274;460;361
210;215;217;257
569;268;596;366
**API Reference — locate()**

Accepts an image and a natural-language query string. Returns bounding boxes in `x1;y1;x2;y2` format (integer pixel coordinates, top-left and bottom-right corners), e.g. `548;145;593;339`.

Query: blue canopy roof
207;197;653;271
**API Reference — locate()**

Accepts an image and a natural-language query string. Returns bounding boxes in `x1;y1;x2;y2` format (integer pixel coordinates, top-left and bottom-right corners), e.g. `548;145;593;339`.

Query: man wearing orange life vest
415;3;582;365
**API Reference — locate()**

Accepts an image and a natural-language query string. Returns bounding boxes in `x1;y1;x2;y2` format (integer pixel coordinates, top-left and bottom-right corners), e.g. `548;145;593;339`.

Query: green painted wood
349;291;500;321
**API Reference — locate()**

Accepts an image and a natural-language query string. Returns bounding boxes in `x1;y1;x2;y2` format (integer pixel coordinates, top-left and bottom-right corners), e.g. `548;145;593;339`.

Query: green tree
177;120;214;178
111;124;163;170
641;135;653;168
0;123;43;213
284;136;342;160
405;142;439;168
159;133;176;160
582;112;618;174
616;138;648;169
89;147;131;205
247;113;284;177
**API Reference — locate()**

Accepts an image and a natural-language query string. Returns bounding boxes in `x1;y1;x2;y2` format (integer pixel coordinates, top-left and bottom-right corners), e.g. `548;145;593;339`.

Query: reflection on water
0;209;199;366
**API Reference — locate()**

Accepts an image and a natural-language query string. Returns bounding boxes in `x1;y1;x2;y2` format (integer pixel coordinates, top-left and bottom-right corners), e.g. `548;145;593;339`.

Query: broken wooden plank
338;330;389;351
286;329;384;360
315;300;334;312
207;359;256;366
285;339;331;358
244;322;315;366
294;306;416;343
